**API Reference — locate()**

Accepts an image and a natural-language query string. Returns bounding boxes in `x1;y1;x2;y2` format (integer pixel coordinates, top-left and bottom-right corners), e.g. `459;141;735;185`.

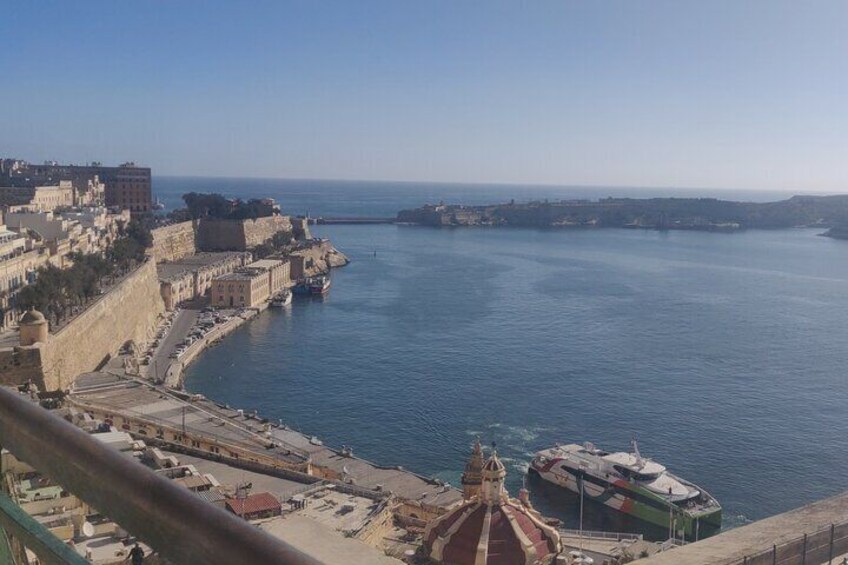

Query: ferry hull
529;464;721;540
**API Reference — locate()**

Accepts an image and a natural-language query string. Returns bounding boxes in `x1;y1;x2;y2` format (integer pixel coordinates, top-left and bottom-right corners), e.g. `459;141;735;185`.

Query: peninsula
397;194;848;234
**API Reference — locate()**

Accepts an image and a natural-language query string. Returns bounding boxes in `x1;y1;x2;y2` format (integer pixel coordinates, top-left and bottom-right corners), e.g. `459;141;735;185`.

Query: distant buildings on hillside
0;158;152;213
0;157;141;331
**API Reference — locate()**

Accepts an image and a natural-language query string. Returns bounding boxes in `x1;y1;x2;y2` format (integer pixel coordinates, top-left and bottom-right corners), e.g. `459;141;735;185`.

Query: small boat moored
270;289;292;307
294;275;331;296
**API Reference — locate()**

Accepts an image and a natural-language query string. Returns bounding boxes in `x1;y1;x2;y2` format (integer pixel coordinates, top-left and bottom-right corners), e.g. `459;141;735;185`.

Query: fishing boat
529;439;721;540
269;289;292;307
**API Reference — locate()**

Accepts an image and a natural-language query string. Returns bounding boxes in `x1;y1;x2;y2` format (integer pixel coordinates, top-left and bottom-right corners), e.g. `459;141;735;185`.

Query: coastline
158;242;349;389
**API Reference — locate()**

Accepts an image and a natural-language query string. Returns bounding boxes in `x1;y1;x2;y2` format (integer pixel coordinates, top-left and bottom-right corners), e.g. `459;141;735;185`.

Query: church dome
20;309;46;324
424;451;561;565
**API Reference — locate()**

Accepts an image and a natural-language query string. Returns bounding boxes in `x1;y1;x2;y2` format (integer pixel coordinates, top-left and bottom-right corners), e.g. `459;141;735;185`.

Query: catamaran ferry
529;440;721;540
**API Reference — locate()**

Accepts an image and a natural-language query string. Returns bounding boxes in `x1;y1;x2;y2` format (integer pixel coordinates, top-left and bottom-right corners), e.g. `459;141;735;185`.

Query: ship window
633;472;659;482
613;465;632;479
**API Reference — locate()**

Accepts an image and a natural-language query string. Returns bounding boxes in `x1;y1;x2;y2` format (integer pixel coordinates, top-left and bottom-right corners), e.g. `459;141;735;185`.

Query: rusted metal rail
0;387;322;565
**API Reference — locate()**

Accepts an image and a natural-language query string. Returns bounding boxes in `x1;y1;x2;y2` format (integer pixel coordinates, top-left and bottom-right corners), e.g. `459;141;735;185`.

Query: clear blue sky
1;1;846;191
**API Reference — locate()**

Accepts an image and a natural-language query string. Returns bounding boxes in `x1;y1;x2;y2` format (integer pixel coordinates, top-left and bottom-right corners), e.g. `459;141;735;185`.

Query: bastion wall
0;260;165;391
197;216;292;251
149;221;197;262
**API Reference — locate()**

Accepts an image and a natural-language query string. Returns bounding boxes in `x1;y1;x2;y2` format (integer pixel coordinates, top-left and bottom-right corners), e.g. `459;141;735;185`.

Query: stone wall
0;346;45;387
40;259;165;390
0;260;166;391
149;221;197;262
197;216;292;251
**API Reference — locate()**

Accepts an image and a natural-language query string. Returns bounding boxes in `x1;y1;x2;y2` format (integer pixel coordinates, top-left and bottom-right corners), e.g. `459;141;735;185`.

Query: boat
529;439;721;540
307;275;330;295
292;276;331;296
269;289;292;307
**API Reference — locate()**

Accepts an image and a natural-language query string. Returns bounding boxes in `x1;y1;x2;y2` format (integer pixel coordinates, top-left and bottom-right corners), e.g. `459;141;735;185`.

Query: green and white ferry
529;440;721;540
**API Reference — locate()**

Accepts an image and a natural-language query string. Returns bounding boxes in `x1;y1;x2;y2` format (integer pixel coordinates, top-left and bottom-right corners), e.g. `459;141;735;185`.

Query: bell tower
480;448;507;505
460;439;484;500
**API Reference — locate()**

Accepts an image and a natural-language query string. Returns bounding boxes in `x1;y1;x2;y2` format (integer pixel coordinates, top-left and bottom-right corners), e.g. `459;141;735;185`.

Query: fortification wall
40;260;165;391
149;221;197;262
197;216;292;251
0;346;46;388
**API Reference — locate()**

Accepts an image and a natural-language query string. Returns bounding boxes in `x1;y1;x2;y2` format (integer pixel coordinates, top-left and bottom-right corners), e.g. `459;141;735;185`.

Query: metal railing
733;521;848;565
558;528;643;542
0;386;322;565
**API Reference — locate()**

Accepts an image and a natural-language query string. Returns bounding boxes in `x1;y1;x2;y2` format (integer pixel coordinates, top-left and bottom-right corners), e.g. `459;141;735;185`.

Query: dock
67;372;463;524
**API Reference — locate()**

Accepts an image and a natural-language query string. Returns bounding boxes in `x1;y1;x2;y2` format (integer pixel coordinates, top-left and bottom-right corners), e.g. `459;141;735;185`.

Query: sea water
156;177;848;533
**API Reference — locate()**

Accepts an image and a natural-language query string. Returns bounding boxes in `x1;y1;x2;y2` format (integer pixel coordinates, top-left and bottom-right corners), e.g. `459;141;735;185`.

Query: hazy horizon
3;1;847;192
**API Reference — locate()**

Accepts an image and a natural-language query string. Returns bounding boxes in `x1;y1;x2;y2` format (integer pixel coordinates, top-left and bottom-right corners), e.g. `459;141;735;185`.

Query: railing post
773;544;777;565
829;523;835;564
801;533;807;565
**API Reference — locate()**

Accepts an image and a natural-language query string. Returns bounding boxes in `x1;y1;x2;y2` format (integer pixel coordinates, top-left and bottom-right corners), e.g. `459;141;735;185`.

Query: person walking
126;543;145;565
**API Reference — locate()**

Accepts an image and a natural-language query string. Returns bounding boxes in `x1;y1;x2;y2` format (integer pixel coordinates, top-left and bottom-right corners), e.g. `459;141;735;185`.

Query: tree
253;243;275;259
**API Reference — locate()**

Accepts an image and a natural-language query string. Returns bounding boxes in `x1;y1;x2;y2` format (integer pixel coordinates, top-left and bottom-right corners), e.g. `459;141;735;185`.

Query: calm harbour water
157;177;848;534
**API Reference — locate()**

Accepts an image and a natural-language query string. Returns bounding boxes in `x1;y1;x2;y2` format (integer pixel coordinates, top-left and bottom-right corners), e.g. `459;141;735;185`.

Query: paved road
150;310;198;382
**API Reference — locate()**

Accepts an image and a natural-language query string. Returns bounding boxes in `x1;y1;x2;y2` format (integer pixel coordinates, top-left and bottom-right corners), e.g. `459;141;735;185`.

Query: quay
68;372;464;526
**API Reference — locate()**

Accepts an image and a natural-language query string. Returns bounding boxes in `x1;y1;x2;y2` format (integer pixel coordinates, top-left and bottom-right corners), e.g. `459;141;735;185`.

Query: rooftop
248;259;286;269
261;514;401;565
225;492;281;517
157;252;249;282
215;269;266;281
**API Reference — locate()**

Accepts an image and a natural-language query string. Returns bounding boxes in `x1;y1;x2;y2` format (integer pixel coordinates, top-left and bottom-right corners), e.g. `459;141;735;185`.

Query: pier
310;217;395;225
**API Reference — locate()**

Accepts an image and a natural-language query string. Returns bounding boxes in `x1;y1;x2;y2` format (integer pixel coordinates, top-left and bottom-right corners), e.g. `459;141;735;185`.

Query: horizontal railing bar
0;386;322;565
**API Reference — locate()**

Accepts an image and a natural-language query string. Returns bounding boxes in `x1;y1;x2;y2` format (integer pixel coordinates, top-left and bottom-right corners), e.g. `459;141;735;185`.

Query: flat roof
214;271;261;282
157;252;248;282
248;259;286;269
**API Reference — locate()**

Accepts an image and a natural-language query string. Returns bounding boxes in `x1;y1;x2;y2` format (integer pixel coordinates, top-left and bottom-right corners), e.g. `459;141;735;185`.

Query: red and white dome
424;450;561;565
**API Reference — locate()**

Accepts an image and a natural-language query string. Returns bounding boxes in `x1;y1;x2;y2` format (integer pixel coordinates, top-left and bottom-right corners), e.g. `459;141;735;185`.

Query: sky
1;1;847;192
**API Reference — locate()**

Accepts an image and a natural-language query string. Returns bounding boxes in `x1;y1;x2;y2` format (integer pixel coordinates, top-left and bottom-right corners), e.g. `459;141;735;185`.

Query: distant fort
397;194;848;234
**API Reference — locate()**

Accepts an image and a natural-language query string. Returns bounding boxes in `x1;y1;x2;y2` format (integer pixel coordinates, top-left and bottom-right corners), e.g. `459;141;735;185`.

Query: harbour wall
0;260;165;391
149;221;197;262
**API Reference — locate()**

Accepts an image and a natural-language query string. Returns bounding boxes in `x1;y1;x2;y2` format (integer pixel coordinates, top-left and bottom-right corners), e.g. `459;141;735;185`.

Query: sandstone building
0;182;74;211
211;259;289;309
157;252;251;310
2;161;152;213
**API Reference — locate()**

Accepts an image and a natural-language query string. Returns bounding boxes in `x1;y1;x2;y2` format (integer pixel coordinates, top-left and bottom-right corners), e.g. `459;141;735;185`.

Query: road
150;309;198;383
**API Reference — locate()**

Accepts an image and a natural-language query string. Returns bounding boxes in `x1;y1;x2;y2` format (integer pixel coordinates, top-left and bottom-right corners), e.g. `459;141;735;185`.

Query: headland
397;194;848;234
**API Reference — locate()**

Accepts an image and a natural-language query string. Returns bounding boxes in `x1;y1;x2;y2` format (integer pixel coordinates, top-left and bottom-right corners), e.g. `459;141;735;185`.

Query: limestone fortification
197;216;293;251
0;260;165;391
149;221;197;262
